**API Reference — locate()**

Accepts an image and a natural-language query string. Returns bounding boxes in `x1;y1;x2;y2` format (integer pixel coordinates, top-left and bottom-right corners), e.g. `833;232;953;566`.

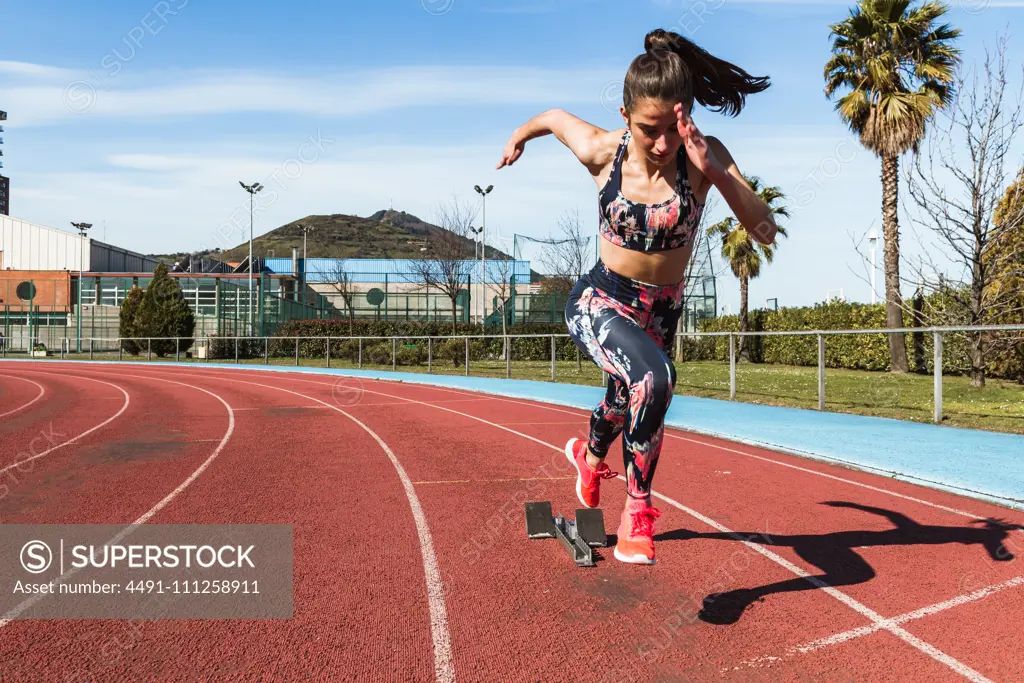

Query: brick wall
0;271;71;310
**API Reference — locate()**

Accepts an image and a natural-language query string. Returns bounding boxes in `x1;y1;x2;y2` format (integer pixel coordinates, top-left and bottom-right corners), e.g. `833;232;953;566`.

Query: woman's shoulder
591;127;628;167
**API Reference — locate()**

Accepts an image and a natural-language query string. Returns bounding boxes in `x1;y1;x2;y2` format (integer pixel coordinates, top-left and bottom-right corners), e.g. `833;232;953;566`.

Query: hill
211;210;513;262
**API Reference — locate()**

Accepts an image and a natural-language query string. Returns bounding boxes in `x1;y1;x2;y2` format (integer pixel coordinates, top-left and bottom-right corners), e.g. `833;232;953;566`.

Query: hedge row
685;299;1002;377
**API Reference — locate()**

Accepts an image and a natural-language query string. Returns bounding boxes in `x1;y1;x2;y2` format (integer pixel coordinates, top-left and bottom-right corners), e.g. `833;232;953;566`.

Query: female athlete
497;29;779;564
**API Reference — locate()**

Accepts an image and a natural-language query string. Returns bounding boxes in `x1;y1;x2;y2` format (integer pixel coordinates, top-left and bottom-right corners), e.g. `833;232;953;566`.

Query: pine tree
118;285;145;355
134;264;196;357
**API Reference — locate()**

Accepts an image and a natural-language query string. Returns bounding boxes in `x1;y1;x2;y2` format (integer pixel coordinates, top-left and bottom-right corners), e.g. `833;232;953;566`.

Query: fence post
265;337;269;365
933;331;943;424
148;338;152;362
358;338;363;369
427;337;433;374
63;338;67;360
89;338;93;361
505;336;511;379
729;333;736;400
295;337;300;367
551;335;556;381
817;333;825;411
392;337;397;371
235;337;239;364
176;337;180;363
326;337;331;368
465;337;470;376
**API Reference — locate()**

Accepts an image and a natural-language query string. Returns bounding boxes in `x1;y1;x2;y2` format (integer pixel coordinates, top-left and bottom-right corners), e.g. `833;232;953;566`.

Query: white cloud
1;62;622;127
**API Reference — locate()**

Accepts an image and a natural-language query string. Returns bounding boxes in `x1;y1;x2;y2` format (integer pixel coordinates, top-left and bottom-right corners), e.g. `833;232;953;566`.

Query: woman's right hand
496;132;525;169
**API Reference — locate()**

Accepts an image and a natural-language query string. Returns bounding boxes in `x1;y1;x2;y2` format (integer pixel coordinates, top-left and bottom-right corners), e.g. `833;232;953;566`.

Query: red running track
0;361;1022;682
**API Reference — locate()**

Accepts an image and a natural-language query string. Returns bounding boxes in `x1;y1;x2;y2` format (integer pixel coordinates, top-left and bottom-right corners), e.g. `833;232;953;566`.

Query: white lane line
393;385;996;521
232;405;331;411
0;376;131;477
124;377;235;527
414;476;575;485
186;375;455;683
0;374;235;626
793;576;1024;654
643;490;995;683
0;375;46;419
323;382;995;683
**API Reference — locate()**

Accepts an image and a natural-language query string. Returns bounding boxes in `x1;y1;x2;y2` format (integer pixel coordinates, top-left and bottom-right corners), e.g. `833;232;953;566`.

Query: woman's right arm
497;109;611;175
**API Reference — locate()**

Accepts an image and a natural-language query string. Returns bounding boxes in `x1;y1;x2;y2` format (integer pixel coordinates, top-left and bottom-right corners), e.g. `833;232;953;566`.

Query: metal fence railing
3;323;1022;426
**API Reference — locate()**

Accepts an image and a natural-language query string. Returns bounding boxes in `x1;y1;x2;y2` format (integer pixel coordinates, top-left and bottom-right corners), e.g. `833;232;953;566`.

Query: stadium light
469;226;483;259
473;185;494;326
240;181;264;335
71;222;92;353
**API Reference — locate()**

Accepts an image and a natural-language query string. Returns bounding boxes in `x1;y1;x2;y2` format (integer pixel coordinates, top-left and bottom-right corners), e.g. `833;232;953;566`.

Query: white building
0;215;163;273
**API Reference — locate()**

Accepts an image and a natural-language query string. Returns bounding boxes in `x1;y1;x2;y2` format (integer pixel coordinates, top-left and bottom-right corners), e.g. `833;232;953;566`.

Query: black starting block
525;501;607;567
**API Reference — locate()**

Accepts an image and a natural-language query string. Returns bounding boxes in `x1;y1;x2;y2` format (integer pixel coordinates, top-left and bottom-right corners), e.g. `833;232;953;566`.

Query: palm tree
824;0;960;372
707;175;789;358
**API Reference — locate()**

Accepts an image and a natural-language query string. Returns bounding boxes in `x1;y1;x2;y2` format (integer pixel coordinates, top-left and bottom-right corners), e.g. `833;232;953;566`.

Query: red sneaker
564;438;617;509
614;498;662;565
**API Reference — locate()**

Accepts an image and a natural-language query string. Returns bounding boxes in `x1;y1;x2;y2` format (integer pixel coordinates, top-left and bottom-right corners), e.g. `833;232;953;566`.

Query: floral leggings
565;262;685;501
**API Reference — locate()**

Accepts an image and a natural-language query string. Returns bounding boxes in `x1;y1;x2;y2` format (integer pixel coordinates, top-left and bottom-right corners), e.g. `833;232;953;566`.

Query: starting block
525;501;607;567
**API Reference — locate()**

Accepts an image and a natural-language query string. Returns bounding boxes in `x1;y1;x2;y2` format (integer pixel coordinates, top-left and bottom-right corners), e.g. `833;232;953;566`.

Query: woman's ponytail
624;29;770;117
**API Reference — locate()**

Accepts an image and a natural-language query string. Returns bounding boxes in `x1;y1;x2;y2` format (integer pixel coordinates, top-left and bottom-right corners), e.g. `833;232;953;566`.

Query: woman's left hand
675;103;727;183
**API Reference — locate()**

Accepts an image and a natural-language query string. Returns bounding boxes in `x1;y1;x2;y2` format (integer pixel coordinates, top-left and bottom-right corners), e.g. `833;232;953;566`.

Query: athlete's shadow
656;502;1024;625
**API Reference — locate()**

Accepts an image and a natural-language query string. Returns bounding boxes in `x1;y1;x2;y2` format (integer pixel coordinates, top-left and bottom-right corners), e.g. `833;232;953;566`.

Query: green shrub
119;285;144;356
133;264;195;357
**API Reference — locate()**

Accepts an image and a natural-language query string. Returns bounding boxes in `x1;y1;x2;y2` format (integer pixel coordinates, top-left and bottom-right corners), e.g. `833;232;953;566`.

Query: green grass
671;361;1024;434
16;351;1023;435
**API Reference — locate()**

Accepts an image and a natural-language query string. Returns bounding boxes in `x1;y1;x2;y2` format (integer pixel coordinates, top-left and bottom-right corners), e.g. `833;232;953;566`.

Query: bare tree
905;36;1024;387
327;259;358;336
488;254;515;357
538;208;593;294
412;196;478;333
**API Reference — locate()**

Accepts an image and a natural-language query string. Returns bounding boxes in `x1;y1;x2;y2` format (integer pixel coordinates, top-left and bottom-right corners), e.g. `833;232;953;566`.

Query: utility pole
239;181;264;335
71;221;92;353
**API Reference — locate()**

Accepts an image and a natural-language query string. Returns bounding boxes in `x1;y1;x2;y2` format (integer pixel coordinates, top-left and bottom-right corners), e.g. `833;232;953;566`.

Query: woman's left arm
676;105;778;245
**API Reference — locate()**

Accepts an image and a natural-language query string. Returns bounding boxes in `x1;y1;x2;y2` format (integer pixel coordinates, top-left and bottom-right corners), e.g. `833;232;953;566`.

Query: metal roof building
0;215;164;273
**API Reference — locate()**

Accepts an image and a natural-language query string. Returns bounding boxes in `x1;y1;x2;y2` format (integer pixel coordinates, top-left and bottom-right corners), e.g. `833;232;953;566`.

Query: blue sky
2;0;1022;311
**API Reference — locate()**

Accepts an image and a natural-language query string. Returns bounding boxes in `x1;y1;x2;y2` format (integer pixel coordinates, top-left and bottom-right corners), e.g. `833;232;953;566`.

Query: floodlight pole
301;223;315;305
240;181;264;335
474;184;493;327
71;221;92;353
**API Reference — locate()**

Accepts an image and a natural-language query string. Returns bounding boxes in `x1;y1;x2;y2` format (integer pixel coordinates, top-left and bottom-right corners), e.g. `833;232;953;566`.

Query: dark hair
623;29;770;117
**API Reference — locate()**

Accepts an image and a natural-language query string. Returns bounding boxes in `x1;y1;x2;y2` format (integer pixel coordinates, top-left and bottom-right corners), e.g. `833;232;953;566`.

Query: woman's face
621;98;684;167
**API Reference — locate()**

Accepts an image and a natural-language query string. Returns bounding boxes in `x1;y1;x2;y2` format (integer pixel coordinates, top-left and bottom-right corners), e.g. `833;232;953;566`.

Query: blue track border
3;358;1022;513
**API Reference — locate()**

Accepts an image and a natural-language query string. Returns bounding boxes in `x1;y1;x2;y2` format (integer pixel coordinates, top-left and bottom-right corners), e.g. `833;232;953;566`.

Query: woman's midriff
599;237;694;286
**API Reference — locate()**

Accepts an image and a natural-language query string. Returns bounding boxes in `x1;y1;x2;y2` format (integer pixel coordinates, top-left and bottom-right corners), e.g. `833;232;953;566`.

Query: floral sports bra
598;130;704;253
